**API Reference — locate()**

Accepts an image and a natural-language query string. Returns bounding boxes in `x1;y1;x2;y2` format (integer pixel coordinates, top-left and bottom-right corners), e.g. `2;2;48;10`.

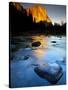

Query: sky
21;3;66;25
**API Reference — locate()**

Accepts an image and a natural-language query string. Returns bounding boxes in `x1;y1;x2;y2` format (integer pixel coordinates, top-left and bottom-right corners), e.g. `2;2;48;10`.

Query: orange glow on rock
26;4;51;23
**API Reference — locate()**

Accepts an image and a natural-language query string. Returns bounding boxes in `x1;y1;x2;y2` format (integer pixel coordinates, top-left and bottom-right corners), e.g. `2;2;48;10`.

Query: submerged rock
32;41;41;47
23;55;30;60
34;63;63;84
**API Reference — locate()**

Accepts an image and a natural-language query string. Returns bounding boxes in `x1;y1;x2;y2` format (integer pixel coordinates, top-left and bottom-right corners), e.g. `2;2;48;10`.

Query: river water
10;35;66;88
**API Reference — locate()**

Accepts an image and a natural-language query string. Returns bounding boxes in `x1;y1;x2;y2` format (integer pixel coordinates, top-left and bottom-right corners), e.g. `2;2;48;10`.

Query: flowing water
10;35;66;88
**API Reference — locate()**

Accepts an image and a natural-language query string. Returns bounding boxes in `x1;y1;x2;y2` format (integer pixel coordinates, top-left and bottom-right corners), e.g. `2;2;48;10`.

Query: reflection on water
10;35;66;88
33;49;46;58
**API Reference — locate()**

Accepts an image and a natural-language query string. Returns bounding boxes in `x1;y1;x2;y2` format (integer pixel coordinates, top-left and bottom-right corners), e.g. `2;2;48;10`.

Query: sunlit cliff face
12;3;51;23
26;4;51;23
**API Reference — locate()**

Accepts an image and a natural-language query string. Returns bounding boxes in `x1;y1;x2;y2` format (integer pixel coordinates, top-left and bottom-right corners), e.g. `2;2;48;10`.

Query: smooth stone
34;63;63;84
51;41;56;43
32;41;41;47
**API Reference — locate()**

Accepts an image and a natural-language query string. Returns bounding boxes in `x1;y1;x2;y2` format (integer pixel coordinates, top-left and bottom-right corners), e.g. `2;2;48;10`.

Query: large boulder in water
34;63;63;84
32;41;41;47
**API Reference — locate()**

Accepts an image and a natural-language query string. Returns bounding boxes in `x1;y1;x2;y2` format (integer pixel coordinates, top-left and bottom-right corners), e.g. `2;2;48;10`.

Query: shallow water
10;35;66;88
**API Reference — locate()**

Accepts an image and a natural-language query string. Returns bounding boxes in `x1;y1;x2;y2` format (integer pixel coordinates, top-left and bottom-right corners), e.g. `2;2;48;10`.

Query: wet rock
31;64;39;66
23;55;29;60
51;41;56;43
34;63;63;84
32;41;41;47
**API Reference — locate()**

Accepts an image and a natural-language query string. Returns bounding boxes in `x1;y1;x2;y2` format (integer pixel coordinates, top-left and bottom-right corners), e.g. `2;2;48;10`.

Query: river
10;35;66;88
